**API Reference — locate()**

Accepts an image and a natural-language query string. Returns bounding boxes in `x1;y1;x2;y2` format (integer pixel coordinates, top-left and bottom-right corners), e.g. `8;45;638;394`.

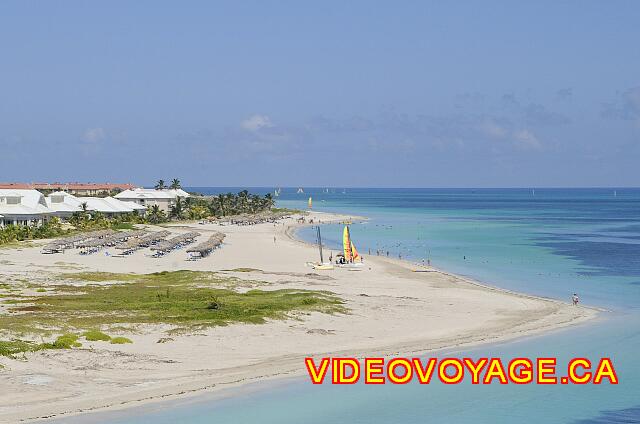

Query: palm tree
225;192;236;214
238;190;249;212
155;179;166;190
216;194;226;216
170;178;181;190
264;193;274;209
170;197;185;219
147;205;166;224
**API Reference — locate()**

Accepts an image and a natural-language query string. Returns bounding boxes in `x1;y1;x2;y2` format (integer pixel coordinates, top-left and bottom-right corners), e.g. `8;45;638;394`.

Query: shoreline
287;212;606;312
0;210;599;423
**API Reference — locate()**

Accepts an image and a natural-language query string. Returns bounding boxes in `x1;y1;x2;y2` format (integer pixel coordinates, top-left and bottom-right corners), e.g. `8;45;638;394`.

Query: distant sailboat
274;189;279;197
297;187;304;194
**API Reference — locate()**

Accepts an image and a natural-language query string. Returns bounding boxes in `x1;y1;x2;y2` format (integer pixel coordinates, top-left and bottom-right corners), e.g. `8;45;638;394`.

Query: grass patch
0;241;35;250
0;340;43;358
82;330;111;341
110;337;132;344
0;271;345;335
222;268;261;273
0;334;81;358
111;222;136;230
36;288;47;293
52;333;82;348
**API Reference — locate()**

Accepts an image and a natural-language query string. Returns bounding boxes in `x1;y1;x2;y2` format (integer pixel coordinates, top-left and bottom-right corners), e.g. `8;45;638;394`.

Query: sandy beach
0;211;598;423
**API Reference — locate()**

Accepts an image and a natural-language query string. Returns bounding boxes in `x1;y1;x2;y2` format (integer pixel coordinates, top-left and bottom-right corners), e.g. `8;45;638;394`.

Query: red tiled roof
0;182;137;190
0;183;32;189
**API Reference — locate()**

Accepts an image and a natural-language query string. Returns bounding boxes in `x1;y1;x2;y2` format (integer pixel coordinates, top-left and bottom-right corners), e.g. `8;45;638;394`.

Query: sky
0;1;638;188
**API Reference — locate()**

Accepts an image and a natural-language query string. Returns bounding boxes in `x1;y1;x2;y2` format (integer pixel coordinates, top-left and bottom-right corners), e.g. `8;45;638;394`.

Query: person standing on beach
572;293;579;305
273;236;276;244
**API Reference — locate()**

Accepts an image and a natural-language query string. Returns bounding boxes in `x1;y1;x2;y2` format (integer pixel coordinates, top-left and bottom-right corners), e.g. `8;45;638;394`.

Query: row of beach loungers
150;231;201;257
214;211;293;226
186;231;226;259
77;230;148;255
42;228;227;260
41;229;117;253
114;230;171;255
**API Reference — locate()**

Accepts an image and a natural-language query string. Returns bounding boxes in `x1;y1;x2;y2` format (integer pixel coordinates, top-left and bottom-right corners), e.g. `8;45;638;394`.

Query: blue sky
1;1;638;187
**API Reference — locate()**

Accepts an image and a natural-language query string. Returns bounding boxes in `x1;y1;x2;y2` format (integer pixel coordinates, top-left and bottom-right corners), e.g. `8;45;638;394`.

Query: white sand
0;211;597;423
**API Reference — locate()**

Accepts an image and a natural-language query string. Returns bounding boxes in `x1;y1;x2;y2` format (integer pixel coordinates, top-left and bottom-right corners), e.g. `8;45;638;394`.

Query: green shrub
51;333;82;349
110;337;132;344
0;340;42;358
82;330;111;342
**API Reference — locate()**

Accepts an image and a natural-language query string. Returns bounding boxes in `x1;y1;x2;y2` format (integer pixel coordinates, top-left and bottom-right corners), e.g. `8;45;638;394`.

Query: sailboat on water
297;187;304;194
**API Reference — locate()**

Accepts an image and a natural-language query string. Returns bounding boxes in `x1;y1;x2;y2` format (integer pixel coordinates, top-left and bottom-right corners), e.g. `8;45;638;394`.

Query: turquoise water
61;188;640;424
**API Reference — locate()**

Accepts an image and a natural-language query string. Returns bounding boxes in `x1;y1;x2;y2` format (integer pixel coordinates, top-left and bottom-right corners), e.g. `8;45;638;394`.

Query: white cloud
513;129;541;149
479;119;508;139
241;115;273;132
82;127;106;144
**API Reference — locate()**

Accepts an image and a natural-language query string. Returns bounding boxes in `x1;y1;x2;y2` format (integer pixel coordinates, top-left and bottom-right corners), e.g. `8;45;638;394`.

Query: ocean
63;188;640;424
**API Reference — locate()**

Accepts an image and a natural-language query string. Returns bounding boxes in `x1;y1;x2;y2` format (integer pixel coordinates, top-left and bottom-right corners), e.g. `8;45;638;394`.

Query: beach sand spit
0;211;597;423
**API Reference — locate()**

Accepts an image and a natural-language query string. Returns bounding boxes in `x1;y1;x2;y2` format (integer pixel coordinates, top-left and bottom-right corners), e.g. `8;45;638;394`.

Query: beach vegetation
111;222;136;230
146;204;167;224
52;333;82;348
223;268;262;273
0;212;147;247
0;334;82;359
186;190;276;218
0;271;346;336
110;337;132;344
82;330;111;341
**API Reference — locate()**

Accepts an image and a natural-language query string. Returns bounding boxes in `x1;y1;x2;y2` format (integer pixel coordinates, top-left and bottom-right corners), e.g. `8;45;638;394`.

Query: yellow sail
308;196;312;209
350;242;360;262
343;226;352;262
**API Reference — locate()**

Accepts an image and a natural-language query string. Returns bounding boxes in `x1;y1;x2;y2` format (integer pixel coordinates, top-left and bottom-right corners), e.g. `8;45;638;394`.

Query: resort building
0;189;51;228
114;188;189;214
45;191;146;219
0;182;137;196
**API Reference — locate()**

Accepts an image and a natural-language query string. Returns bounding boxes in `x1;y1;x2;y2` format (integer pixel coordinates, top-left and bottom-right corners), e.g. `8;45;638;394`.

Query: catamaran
297;187;304;194
341;225;363;267
311;226;334;270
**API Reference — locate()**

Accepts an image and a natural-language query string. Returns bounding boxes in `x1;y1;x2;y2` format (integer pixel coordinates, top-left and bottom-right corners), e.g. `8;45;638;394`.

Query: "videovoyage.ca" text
305;357;618;385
